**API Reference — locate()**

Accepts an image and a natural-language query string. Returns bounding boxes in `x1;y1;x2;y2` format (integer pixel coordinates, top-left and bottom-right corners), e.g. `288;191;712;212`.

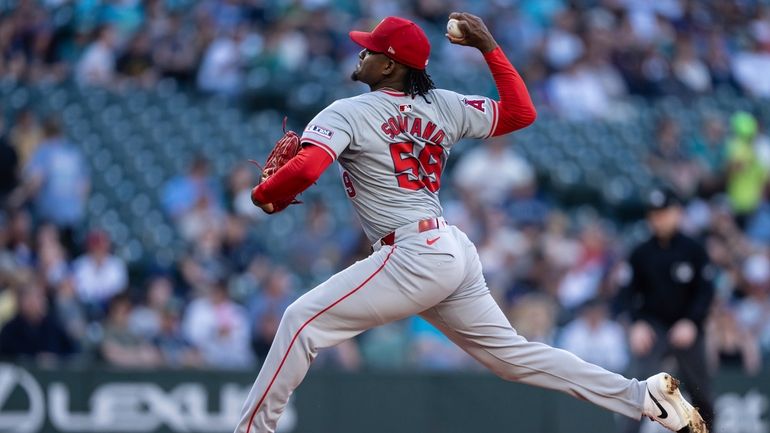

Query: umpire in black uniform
619;189;715;432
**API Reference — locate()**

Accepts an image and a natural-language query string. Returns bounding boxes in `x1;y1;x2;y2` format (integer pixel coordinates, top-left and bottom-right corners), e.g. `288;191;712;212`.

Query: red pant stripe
245;246;397;433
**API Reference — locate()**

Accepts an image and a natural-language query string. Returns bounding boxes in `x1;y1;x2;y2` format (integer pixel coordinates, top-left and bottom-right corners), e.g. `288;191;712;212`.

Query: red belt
379;218;442;246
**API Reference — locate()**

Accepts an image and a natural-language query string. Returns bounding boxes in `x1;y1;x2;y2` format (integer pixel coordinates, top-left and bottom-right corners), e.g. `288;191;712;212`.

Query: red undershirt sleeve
483;46;537;136
251;144;333;205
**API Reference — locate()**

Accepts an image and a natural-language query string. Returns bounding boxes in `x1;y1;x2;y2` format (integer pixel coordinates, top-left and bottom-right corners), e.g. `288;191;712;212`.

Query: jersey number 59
389;142;444;193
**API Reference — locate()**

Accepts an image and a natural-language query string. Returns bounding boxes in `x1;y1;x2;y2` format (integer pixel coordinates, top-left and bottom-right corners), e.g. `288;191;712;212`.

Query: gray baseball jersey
235;87;648;433
299;88;499;241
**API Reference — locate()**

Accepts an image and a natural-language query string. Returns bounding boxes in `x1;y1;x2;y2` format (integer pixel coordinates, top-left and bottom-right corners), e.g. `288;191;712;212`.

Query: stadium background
0;0;769;432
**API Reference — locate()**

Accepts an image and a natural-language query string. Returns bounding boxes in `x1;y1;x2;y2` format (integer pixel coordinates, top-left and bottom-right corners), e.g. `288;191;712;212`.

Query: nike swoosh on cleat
426;237;440;246
648;390;668;419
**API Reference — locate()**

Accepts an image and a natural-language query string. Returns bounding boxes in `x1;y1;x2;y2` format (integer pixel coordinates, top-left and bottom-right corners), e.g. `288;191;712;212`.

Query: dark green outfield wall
0;364;765;433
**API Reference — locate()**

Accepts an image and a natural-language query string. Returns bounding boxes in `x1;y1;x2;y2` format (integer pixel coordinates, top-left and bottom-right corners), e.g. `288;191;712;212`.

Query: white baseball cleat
643;373;708;433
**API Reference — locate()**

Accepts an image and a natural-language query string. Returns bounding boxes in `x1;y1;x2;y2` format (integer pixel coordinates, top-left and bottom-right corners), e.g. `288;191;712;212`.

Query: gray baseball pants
235;220;646;433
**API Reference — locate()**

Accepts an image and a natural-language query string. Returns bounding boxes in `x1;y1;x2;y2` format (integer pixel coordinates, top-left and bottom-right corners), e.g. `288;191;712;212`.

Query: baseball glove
249;117;302;213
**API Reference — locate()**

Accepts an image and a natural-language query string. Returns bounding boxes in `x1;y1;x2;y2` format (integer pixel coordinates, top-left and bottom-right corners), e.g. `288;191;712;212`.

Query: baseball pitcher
236;12;707;433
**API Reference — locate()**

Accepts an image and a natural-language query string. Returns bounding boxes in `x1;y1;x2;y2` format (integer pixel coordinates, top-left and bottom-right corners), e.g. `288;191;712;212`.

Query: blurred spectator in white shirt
583;44;628;102
179;193;227;242
558;298;629;373
72;230;128;308
557;224;611;311
76;26;118;87
183;281;254;368
734;253;770;352
270;25;309;73
672;36;712;94
619;0;680;44
454;137;534;206
197;28;245;96
732;40;770;98
543;10;584;70
548;59;620;120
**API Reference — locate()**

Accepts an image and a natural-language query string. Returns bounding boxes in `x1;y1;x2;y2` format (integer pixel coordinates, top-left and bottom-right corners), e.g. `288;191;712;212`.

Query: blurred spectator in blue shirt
222;215;262;273
23;117;90;252
747;198;770;245
507;179;549;228
249;267;296;362
161;155;222;219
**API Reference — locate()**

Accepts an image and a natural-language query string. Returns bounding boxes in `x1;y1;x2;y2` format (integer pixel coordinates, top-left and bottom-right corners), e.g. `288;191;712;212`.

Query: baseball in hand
447;18;463;38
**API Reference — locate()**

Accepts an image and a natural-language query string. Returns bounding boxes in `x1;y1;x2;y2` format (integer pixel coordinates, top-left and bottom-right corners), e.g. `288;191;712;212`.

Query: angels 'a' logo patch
305;124;334;139
462;98;486;113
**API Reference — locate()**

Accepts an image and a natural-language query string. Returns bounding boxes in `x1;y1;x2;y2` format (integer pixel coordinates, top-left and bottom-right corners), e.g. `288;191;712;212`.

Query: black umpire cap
645;188;680;212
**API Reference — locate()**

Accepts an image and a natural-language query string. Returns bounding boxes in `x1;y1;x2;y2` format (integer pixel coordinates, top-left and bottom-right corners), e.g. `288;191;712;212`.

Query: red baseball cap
349;17;431;70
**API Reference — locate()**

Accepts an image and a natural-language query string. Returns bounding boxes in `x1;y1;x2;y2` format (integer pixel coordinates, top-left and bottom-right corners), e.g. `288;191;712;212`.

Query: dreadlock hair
404;68;436;103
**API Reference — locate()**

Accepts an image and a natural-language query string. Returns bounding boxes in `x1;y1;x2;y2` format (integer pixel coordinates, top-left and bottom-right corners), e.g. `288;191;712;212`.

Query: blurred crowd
2;0;770;114
1;105;769;375
0;0;769;375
